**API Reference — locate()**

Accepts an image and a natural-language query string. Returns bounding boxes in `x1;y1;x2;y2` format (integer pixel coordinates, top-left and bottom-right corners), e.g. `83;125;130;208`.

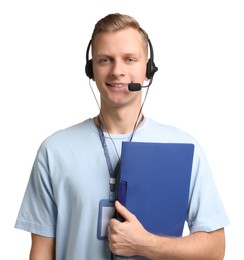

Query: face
92;28;148;110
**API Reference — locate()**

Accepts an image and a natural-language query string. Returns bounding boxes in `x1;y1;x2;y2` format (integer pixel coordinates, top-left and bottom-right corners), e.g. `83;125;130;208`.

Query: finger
109;217;119;230
115;200;135;222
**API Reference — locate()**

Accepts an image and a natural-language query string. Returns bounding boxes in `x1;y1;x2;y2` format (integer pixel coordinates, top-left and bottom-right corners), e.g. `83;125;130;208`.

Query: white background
1;0;243;259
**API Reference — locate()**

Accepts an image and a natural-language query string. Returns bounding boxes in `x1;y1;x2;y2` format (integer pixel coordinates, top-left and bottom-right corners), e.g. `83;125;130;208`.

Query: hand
108;201;150;257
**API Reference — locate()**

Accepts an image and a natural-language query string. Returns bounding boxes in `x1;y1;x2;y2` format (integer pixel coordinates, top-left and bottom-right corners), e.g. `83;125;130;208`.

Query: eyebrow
94;52;143;59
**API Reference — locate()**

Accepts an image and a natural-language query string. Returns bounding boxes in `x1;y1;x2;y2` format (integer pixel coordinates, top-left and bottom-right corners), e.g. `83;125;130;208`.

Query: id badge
97;199;115;240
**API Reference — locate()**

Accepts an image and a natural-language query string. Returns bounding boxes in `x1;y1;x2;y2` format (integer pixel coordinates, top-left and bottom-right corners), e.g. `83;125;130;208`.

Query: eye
98;57;111;63
126;57;136;63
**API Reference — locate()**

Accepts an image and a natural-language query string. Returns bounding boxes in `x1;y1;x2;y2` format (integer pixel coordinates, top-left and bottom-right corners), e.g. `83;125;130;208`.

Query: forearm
109;202;226;259
30;234;55;260
137;229;225;260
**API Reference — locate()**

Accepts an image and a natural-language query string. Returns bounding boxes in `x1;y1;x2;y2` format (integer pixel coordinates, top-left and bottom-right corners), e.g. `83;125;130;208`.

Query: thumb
115;201;135;222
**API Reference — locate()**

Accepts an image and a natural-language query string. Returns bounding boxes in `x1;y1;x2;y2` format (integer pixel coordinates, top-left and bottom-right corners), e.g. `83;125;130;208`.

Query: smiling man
15;13;229;260
91;26;148;133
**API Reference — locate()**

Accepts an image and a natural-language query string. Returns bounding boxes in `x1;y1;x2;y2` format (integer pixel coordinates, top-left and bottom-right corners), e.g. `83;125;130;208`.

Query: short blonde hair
91;13;148;54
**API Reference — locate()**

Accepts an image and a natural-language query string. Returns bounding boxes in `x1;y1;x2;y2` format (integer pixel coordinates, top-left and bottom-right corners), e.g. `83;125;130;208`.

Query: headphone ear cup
85;59;93;79
146;59;158;79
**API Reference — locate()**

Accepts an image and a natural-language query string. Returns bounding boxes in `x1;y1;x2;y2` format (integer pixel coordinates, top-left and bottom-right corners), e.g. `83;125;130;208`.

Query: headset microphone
128;83;142;91
128;79;153;91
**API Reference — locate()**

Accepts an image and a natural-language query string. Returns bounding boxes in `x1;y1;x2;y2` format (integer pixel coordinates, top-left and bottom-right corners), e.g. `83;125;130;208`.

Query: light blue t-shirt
15;118;229;259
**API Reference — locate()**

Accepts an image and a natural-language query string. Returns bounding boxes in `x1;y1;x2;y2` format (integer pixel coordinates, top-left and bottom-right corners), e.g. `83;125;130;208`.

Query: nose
110;60;126;78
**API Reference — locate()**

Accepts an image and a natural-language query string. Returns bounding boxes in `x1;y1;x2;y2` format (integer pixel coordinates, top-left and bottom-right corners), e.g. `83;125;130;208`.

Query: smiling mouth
106;83;128;88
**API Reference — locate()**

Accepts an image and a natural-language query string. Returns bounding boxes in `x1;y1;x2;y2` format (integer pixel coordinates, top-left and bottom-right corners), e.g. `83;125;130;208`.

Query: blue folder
117;142;194;237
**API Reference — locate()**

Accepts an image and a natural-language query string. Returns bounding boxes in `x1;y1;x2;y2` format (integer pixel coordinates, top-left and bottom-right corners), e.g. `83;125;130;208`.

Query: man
15;13;229;259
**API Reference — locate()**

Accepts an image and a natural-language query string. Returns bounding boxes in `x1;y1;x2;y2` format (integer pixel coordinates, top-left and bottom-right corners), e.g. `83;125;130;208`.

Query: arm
30;234;55;260
108;201;225;260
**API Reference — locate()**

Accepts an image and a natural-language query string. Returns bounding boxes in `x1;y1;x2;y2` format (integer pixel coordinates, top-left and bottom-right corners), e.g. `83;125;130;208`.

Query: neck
95;106;144;135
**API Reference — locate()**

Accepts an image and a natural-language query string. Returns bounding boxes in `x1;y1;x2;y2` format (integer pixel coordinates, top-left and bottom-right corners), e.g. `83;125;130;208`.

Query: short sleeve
14;146;57;237
187;145;229;233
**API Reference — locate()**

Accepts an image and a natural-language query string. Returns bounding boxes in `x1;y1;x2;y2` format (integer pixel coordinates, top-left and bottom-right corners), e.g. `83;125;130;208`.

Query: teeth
110;84;127;87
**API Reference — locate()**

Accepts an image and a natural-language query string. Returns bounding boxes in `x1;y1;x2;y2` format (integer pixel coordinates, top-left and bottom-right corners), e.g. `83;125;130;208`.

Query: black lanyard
97;115;144;202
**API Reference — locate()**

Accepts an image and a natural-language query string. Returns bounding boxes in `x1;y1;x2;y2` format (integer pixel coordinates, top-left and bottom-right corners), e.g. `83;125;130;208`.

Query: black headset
85;38;158;80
